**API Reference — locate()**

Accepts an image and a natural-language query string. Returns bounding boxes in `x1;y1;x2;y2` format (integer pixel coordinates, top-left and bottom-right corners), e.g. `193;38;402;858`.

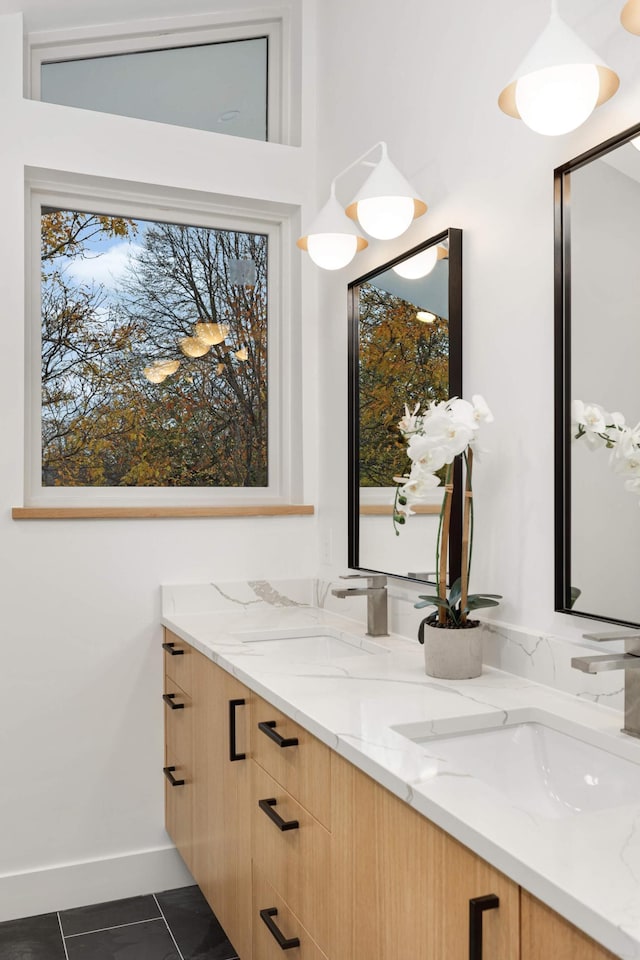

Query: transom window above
39;206;269;490
39;37;269;141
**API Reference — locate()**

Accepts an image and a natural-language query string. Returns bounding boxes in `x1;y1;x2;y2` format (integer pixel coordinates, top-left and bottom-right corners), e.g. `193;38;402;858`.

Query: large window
27;183;295;507
41;207;268;489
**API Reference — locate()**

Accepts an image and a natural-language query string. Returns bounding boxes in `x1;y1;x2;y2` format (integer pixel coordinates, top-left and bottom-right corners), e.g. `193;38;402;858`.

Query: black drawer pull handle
259;798;299;832
162;693;184;710
163;765;185;787
259;908;300;950
229;699;246;761
162;641;184;656
258;720;299;748
469;894;499;960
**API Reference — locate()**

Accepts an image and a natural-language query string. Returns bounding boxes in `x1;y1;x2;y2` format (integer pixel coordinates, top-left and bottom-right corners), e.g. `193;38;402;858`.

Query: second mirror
348;228;463;585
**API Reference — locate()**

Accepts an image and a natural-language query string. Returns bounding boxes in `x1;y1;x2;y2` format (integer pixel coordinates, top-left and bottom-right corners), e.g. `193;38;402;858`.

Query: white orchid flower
400;471;441;501
398;403;421;436
406;434;449;472
447;398;476;431
471;394;494;424
572;400;609;436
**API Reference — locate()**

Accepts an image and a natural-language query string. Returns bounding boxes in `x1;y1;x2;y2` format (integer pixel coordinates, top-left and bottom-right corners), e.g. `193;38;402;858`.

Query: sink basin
392;708;640;819
234;626;387;662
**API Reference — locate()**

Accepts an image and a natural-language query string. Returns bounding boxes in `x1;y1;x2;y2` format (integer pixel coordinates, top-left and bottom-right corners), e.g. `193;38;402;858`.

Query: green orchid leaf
414;595;452;611
448;577;462;610
466;597;501;610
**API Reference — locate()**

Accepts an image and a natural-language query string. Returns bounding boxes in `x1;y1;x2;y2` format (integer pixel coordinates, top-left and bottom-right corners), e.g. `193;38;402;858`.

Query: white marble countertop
162;583;640;959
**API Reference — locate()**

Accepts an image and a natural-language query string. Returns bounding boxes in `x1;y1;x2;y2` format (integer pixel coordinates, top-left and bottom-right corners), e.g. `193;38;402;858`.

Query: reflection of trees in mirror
358;281;449;486
41;209;268;487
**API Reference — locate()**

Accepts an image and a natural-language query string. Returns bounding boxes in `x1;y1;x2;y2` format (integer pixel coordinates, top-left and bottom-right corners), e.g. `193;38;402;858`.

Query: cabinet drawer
253;866;329;960
252;693;331;828
164;677;193;871
252;762;331;951
162;628;194;693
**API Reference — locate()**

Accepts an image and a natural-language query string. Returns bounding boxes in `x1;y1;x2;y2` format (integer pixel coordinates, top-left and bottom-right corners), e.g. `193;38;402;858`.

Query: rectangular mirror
348;228;462;584
555;123;640;627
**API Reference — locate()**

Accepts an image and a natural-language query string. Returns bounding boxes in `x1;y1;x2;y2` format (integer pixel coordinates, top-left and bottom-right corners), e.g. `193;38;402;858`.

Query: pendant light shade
622;0;640;34
297;190;367;270
345;149;427;240
498;7;619;136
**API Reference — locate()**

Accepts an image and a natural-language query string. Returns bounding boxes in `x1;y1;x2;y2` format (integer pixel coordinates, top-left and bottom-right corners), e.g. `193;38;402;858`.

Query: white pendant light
345;144;427;240
622;0;640;35
297;188;367;271
498;1;619;136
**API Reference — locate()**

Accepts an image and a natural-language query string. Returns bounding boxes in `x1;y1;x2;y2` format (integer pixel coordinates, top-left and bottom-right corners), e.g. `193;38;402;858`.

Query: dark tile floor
0;885;238;960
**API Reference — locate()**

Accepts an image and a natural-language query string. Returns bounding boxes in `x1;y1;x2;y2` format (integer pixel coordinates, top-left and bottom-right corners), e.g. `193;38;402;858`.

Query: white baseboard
0;844;194;922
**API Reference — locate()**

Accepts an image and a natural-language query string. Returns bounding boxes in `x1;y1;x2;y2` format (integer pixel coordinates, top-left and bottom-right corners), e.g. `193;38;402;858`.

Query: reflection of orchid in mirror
572;400;640;500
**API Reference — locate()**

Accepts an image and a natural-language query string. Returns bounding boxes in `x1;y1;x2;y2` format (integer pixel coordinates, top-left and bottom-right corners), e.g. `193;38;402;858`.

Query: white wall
0;0;320;919
314;0;640;640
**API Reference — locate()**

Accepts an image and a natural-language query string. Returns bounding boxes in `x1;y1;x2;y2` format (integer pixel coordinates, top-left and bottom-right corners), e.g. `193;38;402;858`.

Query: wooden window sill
12;505;315;520
360;504;440;516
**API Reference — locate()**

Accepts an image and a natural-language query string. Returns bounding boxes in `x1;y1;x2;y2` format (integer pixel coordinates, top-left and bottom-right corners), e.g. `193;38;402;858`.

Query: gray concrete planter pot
423;622;482;679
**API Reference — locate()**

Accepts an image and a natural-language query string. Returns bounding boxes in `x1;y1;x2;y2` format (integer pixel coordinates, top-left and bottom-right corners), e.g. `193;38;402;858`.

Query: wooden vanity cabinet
331;753;520;960
163;633;619;960
192;662;252;960
163;675;194;873
163;634;252;960
250;695;333;957
521;892;618;960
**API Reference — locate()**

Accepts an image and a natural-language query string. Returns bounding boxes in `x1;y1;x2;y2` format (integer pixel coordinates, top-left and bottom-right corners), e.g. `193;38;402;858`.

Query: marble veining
162;579;640;959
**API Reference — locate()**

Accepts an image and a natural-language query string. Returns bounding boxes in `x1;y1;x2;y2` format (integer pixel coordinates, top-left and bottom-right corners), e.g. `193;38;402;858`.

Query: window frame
28;9;293;146
25;173;300;508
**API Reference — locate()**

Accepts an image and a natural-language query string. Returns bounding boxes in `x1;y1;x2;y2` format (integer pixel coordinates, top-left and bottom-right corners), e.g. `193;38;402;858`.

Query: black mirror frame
347;227;463;586
554;121;640;628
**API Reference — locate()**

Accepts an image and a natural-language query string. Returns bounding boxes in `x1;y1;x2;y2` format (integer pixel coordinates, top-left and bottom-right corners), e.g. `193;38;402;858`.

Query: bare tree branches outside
41;208;268;487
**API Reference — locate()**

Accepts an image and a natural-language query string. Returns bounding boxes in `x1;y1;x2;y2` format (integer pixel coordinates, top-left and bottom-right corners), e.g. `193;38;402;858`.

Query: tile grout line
63;916;164;939
153;893;186;960
56;913;70;960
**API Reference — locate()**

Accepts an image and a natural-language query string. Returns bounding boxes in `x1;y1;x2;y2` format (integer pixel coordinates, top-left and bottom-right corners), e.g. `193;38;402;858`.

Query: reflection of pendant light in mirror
235;346;249;361
297;187;367;270
621;0;640;35
393;244;448;279
345;144;427;239
498;0;619;135
416;311;437;324
179;336;210;358
143;359;180;383
194;322;229;345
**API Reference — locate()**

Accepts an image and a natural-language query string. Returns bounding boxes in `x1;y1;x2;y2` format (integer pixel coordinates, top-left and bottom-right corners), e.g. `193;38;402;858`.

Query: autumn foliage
41;209;268;487
358;281;450;486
